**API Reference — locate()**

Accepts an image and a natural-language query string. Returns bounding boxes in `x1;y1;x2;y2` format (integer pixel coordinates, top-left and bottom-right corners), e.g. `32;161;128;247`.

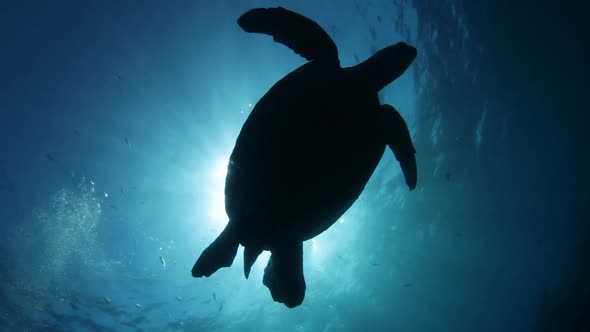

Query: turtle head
354;42;417;92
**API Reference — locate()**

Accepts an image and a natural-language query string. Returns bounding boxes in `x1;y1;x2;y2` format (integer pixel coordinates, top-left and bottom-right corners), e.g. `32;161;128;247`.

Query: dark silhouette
192;7;418;308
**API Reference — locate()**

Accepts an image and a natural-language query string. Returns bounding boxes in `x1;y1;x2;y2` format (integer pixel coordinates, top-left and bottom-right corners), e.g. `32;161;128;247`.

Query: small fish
110;204;118;210
402;283;413;288
213;292;216;302
371;263;380;267
69;302;79;310
218;303;223;312
124;137;130;148
444;172;452;182
159;256;166;269
74;129;80;136
135;303;142;308
176;296;184;302
377;15;382;23
103;297;111;303
336;255;344;261
45;153;55;161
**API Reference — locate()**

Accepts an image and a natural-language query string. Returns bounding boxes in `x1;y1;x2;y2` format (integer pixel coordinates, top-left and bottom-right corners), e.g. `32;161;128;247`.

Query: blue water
1;1;587;331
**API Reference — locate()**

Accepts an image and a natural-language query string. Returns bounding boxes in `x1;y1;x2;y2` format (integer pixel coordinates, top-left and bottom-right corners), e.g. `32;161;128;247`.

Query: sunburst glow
207;158;229;232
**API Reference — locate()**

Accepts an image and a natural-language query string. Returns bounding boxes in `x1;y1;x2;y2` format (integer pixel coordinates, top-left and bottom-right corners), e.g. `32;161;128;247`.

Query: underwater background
0;0;587;331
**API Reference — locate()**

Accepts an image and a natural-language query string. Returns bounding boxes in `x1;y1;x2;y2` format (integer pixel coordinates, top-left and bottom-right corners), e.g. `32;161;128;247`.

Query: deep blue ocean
0;1;587;331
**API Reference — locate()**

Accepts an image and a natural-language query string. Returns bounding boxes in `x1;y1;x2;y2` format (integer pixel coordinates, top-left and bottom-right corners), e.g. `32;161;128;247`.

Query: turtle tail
192;222;239;278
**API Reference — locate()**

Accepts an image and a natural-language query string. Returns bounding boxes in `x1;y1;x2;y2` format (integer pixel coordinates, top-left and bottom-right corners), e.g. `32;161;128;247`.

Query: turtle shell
225;61;386;249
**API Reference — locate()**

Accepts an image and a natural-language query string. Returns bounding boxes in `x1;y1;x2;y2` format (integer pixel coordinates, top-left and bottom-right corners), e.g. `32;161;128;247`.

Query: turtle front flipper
262;241;306;308
382;104;417;190
237;7;339;65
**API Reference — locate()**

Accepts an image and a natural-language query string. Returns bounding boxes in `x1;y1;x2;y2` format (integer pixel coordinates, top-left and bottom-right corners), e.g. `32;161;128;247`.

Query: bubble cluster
12;176;106;292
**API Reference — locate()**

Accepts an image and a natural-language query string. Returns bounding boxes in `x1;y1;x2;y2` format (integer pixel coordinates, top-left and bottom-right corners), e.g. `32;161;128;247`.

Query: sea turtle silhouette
193;7;418;308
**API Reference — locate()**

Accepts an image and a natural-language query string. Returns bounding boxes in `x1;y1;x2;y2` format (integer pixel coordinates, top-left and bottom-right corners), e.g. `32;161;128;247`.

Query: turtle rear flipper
192;223;239;277
382;104;417;190
263;241;306;308
237;7;339;65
